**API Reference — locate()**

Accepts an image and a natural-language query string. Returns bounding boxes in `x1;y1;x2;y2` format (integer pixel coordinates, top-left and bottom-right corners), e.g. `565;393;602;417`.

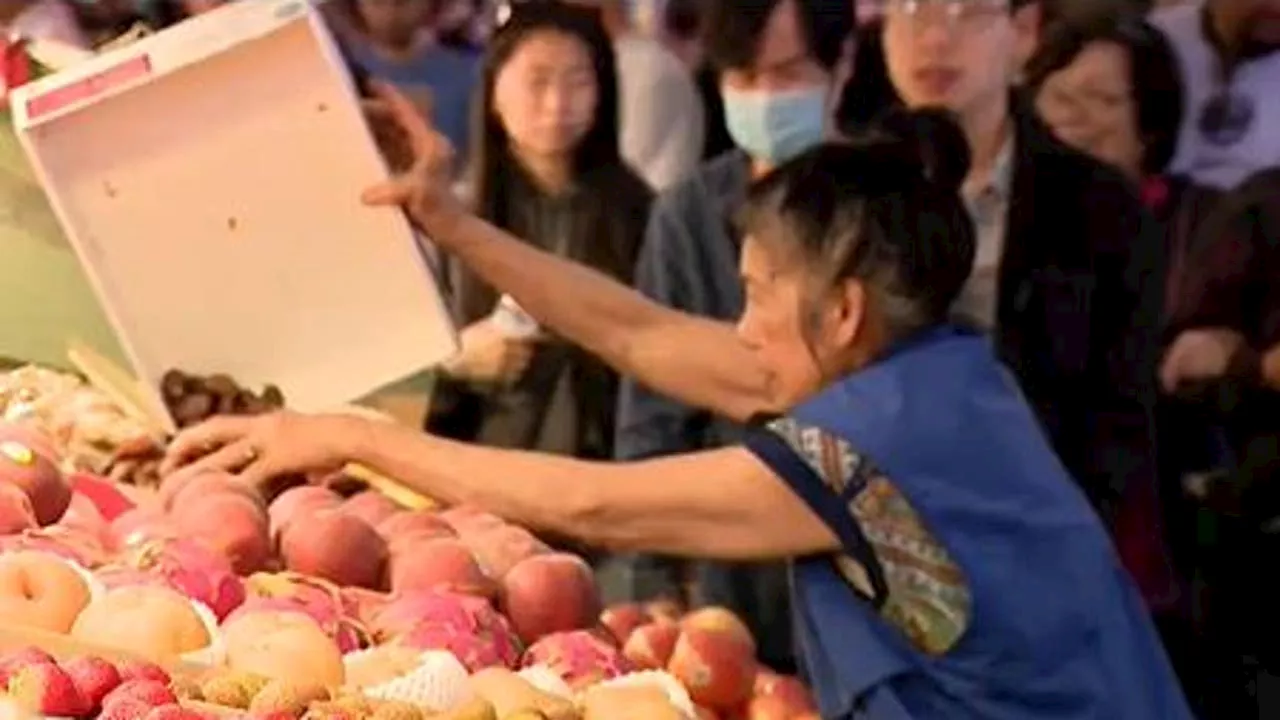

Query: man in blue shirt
337;0;479;166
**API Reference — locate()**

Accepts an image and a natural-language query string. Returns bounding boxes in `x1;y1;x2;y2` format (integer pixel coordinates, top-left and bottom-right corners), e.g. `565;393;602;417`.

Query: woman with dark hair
167;98;1192;717
1028;14;1183;190
426;2;652;462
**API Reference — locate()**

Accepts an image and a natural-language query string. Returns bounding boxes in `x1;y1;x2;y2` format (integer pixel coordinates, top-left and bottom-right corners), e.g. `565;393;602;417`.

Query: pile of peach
600;604;818;720
0;418;818;720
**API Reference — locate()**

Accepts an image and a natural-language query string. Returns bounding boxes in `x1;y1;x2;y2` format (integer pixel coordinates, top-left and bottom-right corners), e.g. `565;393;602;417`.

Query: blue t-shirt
346;42;479;163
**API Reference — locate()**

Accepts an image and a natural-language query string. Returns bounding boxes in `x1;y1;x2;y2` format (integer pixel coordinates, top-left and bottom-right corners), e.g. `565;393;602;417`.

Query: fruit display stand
8;0;458;435
0;355;821;718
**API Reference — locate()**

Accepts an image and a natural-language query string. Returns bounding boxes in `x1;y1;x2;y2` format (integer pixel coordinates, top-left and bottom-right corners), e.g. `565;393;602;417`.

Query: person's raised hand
160;412;357;491
360;80;460;230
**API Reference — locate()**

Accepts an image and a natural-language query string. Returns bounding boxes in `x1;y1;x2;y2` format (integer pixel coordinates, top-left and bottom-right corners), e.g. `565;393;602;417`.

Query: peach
753;672;815;712
0;551;92;632
0;481;37;535
107;507;176;551
646;598;684;623
600;603;648;645
0;439;70;526
71;586;212;663
376;511;456;550
341;491;401;527
683;606;756;655
622;621;679;670
461;524;550;580
169;493;271;575
280;510;387;589
501;553;601;644
267;485;341;544
0;423;60;461
389;538;495;597
667;627;756;709
163;470;263;513
437;506;505;535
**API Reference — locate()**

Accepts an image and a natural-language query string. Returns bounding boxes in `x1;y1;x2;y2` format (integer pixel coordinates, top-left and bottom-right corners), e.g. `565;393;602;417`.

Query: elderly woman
164;89;1191;718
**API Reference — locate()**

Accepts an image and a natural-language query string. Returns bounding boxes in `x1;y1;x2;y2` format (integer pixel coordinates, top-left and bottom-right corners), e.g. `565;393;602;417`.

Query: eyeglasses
882;0;1010;31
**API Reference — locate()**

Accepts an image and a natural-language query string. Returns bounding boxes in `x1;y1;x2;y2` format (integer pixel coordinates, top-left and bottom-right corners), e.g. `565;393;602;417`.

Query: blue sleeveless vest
784;327;1191;719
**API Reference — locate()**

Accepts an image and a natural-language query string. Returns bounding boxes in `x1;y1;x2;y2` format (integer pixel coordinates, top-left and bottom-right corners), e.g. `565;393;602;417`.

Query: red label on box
25;54;152;120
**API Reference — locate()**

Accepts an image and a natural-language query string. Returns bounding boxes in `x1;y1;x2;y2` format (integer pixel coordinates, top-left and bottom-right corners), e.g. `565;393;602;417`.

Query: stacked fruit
0;404;820;719
599;604;818;720
0;645;193;719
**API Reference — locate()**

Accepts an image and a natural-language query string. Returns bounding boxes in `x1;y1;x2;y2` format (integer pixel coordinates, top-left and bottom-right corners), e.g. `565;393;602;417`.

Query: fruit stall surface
0;364;819;720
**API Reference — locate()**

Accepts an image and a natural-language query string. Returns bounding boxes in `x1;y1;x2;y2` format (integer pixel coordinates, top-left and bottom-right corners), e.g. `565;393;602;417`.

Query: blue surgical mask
722;86;829;165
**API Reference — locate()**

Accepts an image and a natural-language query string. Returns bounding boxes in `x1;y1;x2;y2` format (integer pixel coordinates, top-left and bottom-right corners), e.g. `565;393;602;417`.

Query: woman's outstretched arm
361;82;780;422
422;210;779;422
166;413;839;560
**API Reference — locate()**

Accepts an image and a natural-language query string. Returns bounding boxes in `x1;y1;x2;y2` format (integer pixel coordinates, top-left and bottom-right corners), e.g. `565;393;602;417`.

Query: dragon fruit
371;590;500;642
387;592;521;671
341;586;392;629
236;572;371;653
521;630;635;690
116;538;246;620
0;526;107;568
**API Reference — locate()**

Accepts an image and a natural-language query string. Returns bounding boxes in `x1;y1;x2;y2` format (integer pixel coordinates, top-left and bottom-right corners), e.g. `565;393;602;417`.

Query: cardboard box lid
8;0;457;430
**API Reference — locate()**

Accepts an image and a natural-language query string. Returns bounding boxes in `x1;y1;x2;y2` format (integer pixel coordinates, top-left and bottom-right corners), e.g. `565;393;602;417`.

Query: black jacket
995;103;1164;521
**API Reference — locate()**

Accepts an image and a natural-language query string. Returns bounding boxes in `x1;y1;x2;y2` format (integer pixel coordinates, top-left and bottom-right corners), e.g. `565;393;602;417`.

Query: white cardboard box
8;0;457;431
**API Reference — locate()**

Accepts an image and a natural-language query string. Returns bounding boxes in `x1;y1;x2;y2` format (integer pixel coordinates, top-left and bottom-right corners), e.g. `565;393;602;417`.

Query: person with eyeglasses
1150;0;1280;190
879;0;1165;543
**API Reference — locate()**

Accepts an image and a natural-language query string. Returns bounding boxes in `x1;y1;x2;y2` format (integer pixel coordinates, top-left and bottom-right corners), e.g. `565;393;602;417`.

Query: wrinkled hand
160;412;357;490
445;318;536;385
1159;328;1246;392
360;81;460;230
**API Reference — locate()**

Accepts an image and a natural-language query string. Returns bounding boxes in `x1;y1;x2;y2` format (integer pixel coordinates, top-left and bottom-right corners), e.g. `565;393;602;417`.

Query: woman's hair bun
868;107;971;193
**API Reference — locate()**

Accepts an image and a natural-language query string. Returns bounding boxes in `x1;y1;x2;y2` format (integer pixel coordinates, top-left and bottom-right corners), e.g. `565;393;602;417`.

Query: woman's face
492;30;599;159
736;234;866;407
1035;40;1144;178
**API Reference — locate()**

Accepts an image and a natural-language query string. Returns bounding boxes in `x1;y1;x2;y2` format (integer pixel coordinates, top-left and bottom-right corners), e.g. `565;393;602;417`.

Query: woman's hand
160;412;362;490
1159;328;1247;392
444;318;536;385
360;81;460;231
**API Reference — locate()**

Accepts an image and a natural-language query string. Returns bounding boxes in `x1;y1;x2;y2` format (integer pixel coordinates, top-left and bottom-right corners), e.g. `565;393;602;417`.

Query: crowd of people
7;0;1280;716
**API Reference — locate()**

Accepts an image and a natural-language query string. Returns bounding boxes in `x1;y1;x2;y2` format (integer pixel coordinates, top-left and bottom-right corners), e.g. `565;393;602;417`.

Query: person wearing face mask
600;0;857;675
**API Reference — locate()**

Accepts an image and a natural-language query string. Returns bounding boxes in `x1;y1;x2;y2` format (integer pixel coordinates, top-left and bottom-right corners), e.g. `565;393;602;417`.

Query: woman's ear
830;278;867;348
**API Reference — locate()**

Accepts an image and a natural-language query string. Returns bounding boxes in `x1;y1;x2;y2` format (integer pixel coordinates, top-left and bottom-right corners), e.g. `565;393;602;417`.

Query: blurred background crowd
6;0;1280;717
